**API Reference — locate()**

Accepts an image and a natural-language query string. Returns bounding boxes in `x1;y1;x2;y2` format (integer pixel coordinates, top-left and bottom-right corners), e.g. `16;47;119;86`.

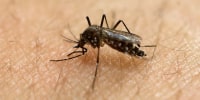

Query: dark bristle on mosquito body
50;14;156;90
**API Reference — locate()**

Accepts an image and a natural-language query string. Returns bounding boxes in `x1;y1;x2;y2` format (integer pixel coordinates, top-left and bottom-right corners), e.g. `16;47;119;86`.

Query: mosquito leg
86;16;91;26
92;47;100;89
112;20;131;33
51;47;87;61
141;45;157;47
50;54;83;61
67;51;83;56
67;47;87;56
100;14;109;28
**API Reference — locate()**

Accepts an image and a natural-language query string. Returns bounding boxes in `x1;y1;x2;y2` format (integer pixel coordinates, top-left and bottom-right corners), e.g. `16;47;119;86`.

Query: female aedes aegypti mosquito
50;14;156;89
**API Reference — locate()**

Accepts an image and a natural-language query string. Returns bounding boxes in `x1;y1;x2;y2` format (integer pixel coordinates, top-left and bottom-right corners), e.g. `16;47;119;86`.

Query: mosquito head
73;38;86;48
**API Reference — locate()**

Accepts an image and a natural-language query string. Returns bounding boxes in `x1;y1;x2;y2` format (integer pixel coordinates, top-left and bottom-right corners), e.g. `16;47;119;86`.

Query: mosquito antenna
63;39;78;43
60;34;78;43
67;24;79;41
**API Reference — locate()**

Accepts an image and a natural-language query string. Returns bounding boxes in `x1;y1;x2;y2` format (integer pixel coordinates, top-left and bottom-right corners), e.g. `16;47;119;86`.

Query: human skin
0;0;200;100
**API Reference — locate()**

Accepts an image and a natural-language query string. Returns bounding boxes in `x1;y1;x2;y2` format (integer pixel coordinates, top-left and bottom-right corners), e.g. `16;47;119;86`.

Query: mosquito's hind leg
112;20;131;33
100;14;109;28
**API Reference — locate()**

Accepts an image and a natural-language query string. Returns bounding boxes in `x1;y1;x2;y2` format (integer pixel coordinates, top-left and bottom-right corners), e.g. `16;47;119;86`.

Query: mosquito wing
102;29;142;45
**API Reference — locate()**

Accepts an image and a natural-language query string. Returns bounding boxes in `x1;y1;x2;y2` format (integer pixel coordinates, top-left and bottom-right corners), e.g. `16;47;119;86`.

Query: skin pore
0;0;200;100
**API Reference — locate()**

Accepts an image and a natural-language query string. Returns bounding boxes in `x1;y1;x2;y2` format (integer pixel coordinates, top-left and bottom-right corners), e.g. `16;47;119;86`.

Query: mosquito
50;14;156;89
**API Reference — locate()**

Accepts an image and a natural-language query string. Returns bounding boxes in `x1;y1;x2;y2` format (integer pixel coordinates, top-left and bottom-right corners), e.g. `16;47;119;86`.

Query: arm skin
0;0;200;100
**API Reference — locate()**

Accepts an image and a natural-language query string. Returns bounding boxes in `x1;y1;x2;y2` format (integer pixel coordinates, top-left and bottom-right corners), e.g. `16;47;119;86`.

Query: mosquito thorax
80;25;103;48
